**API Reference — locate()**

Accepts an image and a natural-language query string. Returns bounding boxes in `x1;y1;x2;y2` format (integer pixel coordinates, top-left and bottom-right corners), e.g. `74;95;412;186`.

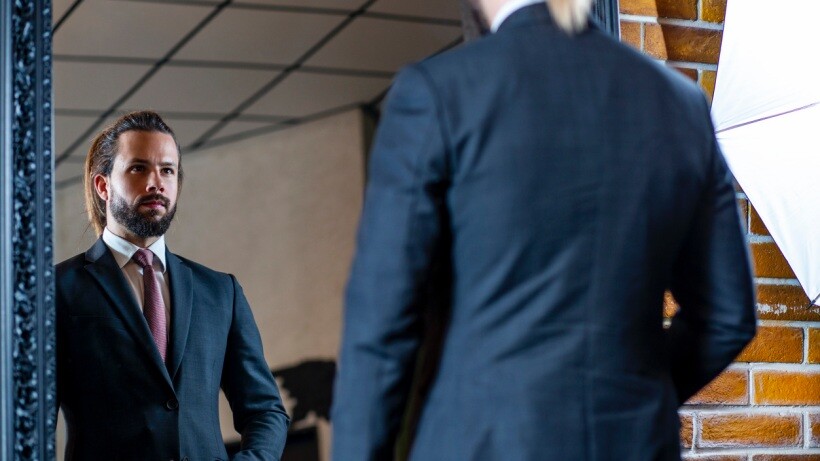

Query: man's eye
129;166;144;172
162;168;175;175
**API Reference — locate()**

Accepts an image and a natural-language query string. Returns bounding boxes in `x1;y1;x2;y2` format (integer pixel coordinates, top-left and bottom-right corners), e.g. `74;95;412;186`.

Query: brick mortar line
748;235;776;244
679;410;696;453
654;59;718;71
806;412;811;448
619;14;724;30
666;61;718;71
698;440;811;452
756;320;820;328
754;276;800;285
684;406;820;413
757;304;813;319
657;17;724;30
749;363;820;372
619;14;656;22
749;360;757;403
727;363;750;371
685;448;820;456
639;21;645;51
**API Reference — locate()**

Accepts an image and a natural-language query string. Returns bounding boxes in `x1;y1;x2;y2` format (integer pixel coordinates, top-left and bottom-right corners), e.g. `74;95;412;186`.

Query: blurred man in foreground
332;0;757;459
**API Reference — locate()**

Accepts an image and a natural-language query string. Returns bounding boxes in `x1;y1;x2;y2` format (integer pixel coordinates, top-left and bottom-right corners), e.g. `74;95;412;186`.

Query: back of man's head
547;0;593;33
472;0;593;34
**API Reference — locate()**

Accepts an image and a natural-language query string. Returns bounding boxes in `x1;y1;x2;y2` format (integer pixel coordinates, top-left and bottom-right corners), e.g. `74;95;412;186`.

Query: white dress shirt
102;228;171;332
491;0;544;32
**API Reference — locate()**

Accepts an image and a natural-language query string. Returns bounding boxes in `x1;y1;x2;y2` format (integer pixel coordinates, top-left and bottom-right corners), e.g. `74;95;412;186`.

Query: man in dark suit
56;111;289;460
331;0;757;459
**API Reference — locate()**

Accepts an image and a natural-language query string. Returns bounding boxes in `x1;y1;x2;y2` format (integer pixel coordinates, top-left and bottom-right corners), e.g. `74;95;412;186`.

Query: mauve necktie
132;249;167;363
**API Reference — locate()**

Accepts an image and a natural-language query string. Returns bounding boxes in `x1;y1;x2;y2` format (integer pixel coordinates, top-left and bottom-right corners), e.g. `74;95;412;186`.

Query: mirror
52;0;463;459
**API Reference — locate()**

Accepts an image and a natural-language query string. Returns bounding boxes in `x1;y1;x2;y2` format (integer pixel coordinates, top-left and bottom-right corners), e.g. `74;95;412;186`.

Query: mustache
139;194;171;208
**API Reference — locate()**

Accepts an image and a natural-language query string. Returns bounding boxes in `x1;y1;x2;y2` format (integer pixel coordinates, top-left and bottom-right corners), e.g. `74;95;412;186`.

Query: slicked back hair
83;110;183;236
547;0;593;34
468;0;593;34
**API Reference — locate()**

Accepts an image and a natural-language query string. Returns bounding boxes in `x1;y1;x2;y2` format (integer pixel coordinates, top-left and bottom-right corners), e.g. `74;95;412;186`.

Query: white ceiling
54;1;214;59
306;17;462;72
55;61;152;110
245;72;392;118
173;9;343;65
53;0;464;187
120;66;278;113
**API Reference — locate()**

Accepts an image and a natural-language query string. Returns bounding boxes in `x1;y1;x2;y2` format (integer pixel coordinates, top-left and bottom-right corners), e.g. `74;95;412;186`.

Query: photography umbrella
711;0;820;306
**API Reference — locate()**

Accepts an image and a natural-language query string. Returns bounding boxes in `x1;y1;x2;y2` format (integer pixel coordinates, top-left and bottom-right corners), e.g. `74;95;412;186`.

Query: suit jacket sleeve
667;97;757;404
222;274;291;460
332;64;450;461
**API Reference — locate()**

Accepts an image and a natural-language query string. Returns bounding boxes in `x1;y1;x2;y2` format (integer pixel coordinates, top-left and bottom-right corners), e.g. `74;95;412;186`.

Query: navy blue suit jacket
56;238;289;460
332;4;756;461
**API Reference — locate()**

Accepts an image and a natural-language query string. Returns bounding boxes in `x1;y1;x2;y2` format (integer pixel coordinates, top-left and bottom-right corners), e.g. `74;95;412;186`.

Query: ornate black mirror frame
1;0;56;459
595;0;621;38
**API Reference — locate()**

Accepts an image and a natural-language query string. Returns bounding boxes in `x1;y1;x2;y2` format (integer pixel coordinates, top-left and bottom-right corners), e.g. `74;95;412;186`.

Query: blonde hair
547;0;593;34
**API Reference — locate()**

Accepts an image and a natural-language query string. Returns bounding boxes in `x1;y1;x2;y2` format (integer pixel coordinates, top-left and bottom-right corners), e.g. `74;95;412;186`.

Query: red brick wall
620;0;820;458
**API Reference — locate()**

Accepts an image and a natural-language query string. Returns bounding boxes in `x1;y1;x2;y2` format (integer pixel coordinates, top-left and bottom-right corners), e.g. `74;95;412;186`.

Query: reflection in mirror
53;0;463;459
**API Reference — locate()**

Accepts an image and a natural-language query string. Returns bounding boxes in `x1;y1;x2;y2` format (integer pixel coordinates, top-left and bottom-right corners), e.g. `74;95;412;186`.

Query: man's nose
146;171;165;193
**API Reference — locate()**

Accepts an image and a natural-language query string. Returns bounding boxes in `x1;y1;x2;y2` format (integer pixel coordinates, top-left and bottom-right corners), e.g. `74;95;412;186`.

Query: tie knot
132;249;154;269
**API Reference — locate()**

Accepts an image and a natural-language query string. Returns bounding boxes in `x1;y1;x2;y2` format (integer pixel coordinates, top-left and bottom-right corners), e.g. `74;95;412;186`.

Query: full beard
109;191;177;238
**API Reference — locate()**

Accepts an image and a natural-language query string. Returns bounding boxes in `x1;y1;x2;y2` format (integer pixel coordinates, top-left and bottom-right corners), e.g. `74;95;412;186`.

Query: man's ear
93;174;110;202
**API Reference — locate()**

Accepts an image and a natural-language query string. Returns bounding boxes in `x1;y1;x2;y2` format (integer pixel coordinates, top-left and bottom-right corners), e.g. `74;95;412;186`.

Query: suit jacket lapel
166;250;192;381
84;238;173;388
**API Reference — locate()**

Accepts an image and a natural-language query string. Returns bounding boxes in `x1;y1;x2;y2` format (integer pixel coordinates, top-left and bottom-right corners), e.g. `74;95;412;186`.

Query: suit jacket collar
84;237;193;386
491;0;543;32
84;236;113;263
101;227;168;272
496;2;599;34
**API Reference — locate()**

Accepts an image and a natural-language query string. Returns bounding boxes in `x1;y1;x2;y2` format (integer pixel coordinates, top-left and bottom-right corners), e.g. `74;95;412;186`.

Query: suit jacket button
165;398;179;410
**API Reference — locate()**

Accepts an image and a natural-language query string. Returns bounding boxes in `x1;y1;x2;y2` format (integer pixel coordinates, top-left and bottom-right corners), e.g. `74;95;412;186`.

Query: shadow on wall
226;360;336;461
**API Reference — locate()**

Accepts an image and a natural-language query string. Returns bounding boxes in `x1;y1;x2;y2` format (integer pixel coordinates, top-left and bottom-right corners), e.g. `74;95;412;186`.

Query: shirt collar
102;227;167;273
491;0;544;32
